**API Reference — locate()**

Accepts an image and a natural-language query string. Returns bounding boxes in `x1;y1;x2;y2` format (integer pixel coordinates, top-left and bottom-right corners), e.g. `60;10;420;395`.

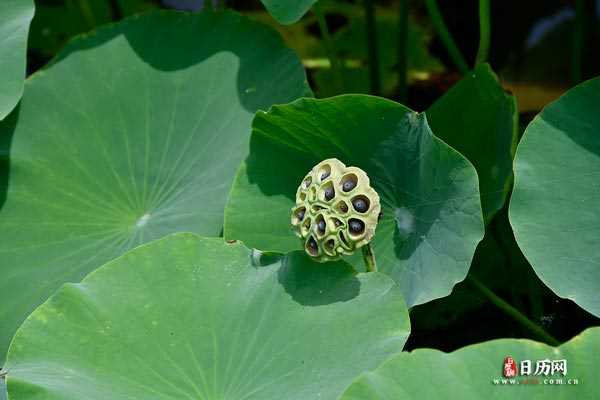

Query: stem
475;0;491;65
491;215;545;324
362;243;377;272
396;0;408;102
108;0;123;21
424;0;469;74
78;0;96;29
364;0;381;95
313;2;344;93
468;275;560;346
571;0;585;84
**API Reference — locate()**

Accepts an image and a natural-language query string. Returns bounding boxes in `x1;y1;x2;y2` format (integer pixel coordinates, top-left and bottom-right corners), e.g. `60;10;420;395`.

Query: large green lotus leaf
0;10;309;364
259;0;316;24
224;95;484;307
428;63;518;223
5;234;410;400
509;77;600;318
341;327;600;399
0;0;34;120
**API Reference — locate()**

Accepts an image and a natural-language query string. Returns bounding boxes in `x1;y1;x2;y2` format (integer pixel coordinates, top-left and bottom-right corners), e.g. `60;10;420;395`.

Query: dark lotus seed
307;237;318;253
338;201;348;213
324;186;335;201
317;219;326;233
321;171;330;180
343;180;356;192
297;208;305;220
349;219;364;234
303;217;311;229
339;231;349;246
353;198;368;213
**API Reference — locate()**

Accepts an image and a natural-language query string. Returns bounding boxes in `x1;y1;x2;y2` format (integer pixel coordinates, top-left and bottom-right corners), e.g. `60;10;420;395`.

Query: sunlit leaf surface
510;77;600;317
0;0;34;120
342;327;599;399
225;95;484;307
6;234;410;400
0;10;309;363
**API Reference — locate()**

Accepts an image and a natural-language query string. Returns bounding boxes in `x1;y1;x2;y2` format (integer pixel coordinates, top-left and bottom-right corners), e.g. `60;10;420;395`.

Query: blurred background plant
24;0;600;352
29;0;600;110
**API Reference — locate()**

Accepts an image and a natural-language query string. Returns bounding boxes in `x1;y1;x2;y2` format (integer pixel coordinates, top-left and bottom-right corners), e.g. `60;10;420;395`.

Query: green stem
396;0;409;102
468;275;560;346
78;0;96;29
313;2;344;93
475;0;491;65
362;243;377;272
571;0;585;84
108;0;123;21
491;215;545;325
424;0;469;74
364;0;381;95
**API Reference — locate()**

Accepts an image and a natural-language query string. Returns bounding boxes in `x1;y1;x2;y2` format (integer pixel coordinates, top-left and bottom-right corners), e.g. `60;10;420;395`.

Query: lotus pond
1;0;599;399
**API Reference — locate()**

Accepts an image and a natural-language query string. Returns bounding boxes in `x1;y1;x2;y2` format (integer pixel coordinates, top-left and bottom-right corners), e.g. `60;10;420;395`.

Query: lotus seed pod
291;158;381;262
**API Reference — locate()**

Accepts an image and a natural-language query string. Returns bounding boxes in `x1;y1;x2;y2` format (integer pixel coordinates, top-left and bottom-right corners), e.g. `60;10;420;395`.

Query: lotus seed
308;237;318;253
304;217;311;229
317;219;326;233
324;186;334;201
353;198;368;213
321;171;330;180
349;219;364;234
297;208;305;220
343;180;356;192
339;231;349;246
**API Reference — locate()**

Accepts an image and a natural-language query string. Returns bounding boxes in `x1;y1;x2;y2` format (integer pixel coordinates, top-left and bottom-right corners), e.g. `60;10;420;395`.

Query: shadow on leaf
277;251;360;306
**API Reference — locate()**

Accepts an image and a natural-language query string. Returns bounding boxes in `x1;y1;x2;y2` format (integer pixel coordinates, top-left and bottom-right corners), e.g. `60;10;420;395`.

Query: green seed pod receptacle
291;158;381;262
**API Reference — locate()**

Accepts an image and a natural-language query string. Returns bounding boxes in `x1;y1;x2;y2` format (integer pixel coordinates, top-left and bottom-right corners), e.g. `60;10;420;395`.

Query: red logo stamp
503;356;518;377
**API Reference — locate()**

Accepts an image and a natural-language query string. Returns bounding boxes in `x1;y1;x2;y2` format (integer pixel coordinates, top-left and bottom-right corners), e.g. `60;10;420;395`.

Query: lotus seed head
291;158;381;262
